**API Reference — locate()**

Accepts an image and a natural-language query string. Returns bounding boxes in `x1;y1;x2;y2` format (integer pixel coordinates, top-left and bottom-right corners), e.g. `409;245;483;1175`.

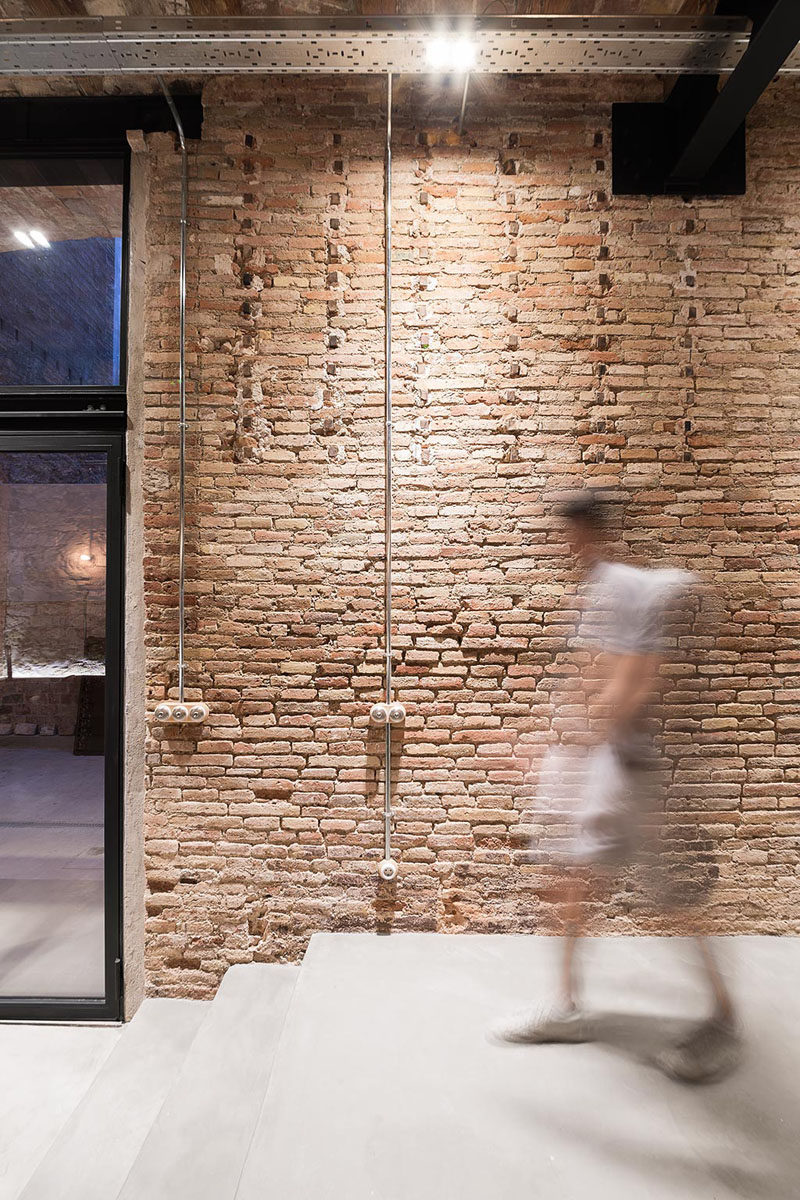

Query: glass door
0;434;122;1019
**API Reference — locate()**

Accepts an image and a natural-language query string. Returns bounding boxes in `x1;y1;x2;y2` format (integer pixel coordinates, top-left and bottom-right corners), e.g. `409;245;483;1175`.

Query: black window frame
0;429;124;1022
0;101;151;1020
0;148;130;407
0;92;202;1021
0;89;202;416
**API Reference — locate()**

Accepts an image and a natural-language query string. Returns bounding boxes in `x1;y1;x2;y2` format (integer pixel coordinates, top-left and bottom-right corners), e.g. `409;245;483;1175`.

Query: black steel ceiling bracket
613;0;800;196
0;94;203;161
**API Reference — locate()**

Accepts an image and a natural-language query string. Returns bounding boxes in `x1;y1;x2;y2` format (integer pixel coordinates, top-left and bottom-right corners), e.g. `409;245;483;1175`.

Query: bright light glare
29;229;50;248
427;38;449;71
426;37;476;74
451;39;477;72
13;229;35;249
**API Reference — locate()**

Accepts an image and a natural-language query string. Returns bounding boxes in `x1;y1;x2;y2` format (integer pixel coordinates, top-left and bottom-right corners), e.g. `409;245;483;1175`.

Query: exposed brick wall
0;677;81;736
0;462;106;734
141;75;800;998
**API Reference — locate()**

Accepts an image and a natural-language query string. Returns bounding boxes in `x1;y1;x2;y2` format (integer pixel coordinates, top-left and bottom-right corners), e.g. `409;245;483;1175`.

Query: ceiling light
29;229;50;248
426;37;476;74
13;229;35;249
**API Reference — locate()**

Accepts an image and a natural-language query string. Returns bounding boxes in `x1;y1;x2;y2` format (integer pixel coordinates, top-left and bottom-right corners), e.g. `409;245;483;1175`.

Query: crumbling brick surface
140;76;800;997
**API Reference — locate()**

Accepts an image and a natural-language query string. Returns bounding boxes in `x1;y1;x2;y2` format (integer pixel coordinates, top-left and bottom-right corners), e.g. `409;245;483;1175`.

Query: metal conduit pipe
158;77;189;706
378;72;399;885
457;73;470;136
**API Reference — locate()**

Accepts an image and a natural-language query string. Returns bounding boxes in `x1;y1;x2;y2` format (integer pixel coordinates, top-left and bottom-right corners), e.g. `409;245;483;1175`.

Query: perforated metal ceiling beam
4;14;800;77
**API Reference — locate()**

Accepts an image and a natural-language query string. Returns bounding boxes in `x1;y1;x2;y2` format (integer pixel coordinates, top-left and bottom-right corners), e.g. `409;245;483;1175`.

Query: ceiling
0;185;122;253
0;2;717;20
0;2;725;97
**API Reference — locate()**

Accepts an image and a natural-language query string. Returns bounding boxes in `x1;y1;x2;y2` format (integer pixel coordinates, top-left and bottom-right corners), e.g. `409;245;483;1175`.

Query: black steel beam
612;88;746;196
668;0;800;186
0;93;203;159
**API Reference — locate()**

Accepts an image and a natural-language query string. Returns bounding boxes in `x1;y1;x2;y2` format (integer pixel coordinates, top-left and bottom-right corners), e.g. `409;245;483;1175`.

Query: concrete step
19;999;208;1200
118;964;300;1200
1;1023;120;1200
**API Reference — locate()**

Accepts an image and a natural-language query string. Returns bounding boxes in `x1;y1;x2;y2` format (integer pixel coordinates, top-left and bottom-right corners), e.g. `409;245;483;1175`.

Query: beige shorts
532;741;657;868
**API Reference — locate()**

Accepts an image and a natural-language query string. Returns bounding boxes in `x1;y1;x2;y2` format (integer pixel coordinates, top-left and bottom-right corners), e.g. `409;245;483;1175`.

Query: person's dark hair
557;490;606;531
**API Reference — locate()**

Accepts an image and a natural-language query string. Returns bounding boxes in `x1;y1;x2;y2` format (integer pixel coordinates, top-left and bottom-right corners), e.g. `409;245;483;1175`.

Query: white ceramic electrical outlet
378;857;398;882
153;699;210;725
371;701;406;727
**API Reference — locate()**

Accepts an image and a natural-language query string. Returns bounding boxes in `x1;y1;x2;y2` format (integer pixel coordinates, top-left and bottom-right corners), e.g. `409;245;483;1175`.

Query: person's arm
593;650;661;739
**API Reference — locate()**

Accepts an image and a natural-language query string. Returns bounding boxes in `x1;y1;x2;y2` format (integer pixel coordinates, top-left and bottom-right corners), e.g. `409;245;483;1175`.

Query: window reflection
0;451;106;998
0;179;123;388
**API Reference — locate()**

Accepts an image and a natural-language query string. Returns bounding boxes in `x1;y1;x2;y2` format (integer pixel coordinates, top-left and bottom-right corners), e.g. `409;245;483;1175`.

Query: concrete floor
0;737;105;998
240;934;800;1200
4;934;800;1199
0;1021;119;1200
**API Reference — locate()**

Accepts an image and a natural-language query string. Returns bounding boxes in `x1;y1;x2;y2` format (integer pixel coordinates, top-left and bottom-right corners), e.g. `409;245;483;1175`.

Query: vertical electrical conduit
378;74;399;883
153;78;197;725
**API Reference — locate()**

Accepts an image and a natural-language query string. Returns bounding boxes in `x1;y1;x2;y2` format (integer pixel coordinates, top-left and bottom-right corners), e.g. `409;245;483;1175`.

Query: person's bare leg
491;870;594;1043
655;926;741;1082
560;875;588;1011
695;935;736;1025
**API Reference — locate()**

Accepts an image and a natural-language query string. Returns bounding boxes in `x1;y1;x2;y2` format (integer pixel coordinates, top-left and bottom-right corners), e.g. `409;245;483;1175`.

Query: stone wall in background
141;75;800;997
0;468;106;733
0;677;81;736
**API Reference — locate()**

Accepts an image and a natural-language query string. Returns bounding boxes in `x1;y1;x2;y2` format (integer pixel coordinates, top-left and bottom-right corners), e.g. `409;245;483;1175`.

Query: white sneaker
491;1004;591;1045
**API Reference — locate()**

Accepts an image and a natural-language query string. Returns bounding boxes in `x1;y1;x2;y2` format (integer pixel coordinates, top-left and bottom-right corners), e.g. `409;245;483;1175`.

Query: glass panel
0;451;106;999
0;178;124;387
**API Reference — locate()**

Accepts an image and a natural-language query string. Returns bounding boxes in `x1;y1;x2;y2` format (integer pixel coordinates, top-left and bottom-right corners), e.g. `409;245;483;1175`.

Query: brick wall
0;677;81;737
0;457;106;735
141;74;800;997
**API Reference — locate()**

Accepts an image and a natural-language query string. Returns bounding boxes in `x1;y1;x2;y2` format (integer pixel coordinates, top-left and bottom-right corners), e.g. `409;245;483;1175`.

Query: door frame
0;430;124;1021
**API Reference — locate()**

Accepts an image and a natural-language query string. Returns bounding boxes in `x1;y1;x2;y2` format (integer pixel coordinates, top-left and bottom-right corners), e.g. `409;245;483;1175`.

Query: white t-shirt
531;562;698;864
577;561;696;657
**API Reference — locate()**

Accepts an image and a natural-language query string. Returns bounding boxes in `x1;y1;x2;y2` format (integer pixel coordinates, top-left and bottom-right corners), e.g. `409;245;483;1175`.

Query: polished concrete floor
0;737;104;998
0;1020;119;1200
241;934;800;1200
5;934;800;1200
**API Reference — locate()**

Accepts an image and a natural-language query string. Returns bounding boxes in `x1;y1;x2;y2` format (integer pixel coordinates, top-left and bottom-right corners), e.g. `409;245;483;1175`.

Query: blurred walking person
494;491;741;1083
